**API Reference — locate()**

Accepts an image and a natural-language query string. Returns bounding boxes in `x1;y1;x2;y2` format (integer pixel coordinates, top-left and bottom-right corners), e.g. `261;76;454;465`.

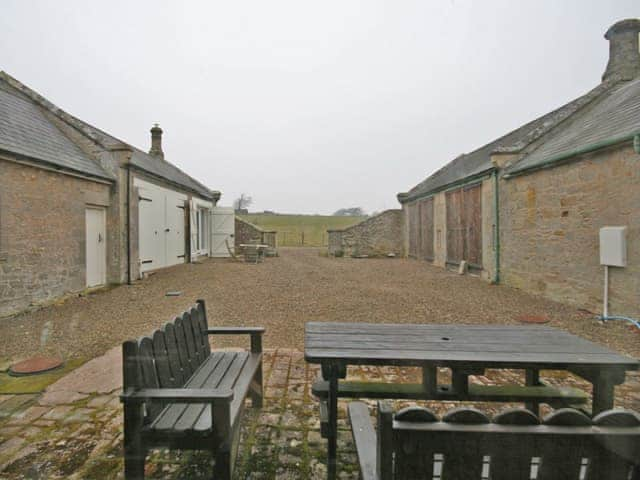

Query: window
196;207;208;254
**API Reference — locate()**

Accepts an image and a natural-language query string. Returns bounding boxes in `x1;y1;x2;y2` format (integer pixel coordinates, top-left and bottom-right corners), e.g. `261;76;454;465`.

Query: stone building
398;19;640;317
0;72;220;317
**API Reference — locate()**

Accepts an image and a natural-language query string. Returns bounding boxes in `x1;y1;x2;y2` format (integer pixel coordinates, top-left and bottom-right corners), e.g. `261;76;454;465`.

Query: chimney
602;19;640;82
149;123;164;159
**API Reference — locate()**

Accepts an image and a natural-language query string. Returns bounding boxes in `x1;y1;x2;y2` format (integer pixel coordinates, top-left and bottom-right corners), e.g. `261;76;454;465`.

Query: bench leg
214;448;232;480
124;403;146;479
124;449;146;480
525;369;541;416
250;363;264;409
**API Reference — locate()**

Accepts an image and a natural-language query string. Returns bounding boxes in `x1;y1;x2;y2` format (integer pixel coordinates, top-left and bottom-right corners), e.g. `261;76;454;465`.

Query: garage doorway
85;207;106;287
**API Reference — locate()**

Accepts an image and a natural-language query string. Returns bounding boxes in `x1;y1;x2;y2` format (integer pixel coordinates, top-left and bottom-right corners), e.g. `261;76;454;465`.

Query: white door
135;178;187;274
165;199;186;266
86;207;106;287
211;207;235;257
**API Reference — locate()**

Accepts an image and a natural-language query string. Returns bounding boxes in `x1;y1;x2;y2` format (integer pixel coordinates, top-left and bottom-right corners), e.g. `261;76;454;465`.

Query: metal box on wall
599;226;627;267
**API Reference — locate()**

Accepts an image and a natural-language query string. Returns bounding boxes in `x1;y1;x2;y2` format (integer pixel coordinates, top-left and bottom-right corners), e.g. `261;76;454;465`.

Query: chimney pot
149;123;164;159
602;19;640;82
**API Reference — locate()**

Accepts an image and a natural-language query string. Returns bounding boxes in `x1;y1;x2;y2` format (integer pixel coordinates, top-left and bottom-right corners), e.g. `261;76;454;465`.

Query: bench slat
189;352;249;432
174;316;194;378
193;352;261;432
172;352;240;432
150;351;226;432
164;323;185;387
348;402;378;480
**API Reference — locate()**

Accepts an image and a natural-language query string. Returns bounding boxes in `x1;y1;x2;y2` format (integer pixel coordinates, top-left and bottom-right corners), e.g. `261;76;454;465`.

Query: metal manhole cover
8;356;64;376
517;314;550;324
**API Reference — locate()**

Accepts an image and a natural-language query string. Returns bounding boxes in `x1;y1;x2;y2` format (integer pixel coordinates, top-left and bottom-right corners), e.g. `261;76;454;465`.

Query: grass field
239;213;366;247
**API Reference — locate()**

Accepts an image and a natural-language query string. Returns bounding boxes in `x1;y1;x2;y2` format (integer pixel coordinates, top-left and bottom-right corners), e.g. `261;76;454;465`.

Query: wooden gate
446;183;482;267
419;197;434;260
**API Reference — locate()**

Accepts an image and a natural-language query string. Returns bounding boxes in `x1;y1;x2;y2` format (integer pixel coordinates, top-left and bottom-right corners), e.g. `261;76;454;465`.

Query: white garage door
135;178;187;274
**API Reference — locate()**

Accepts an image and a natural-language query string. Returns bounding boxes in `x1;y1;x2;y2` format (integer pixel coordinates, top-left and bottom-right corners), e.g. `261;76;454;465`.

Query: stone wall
327;210;403;257
235;217;277;252
0;159;112;317
500;144;640;317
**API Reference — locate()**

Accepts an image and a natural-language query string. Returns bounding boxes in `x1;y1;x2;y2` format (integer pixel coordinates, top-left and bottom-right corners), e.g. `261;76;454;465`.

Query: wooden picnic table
304;321;639;480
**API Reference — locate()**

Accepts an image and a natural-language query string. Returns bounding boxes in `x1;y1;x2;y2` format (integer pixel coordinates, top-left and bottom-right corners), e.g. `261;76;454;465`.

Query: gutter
398;167;495;204
504;131;640;179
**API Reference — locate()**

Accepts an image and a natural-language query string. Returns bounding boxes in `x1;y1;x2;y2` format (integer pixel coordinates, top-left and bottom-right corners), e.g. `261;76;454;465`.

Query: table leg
327;373;338;480
422;365;437;397
592;377;615;415
525;369;541;416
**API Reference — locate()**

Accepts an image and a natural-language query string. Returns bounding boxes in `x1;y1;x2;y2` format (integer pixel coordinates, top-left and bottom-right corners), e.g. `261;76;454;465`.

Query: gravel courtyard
0;248;639;478
1;247;638;363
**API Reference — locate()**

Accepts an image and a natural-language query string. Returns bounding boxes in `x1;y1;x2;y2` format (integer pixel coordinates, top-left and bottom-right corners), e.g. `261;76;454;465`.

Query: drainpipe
492;170;500;284
125;160;133;286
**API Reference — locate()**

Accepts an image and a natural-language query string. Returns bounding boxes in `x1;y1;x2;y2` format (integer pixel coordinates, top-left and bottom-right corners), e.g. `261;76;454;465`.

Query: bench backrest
376;403;640;480
122;299;211;421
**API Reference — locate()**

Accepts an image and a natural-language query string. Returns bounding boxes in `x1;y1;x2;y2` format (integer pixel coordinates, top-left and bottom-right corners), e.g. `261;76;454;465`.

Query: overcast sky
1;1;638;214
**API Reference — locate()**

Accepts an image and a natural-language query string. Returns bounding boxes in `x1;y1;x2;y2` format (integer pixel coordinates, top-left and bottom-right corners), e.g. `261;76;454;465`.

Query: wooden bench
348;401;640;480
120;299;264;480
312;378;589;437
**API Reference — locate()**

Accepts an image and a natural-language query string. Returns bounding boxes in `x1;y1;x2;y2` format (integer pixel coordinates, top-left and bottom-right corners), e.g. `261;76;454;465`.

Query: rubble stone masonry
0;159;112;317
328;209;403;257
500;144;640;317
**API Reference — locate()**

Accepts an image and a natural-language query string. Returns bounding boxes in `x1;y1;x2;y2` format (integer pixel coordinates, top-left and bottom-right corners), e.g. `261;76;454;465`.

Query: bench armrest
206;327;265;335
207;327;265;353
120;388;234;404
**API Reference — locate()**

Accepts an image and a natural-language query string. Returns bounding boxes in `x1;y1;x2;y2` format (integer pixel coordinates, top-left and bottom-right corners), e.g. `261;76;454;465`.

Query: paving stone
0;436;25;456
0;426;22;438
39;390;89;406
63;408;94;423
7;405;49;425
86;395;112;408
0;395;36;418
42;405;73;421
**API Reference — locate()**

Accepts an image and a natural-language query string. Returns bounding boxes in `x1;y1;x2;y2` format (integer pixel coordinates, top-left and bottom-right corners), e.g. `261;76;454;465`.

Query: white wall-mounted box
599;226;627;267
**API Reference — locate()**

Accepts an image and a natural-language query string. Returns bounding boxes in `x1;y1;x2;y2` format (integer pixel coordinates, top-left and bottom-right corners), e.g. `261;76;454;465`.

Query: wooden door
463;184;482;267
446;184;482;267
446;189;464;264
85;207;106;287
419;197;434;260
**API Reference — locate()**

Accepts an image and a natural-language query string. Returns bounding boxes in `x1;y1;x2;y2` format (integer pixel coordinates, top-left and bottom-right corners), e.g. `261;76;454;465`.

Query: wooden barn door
446;189;464;264
419;197;434;261
463;184;482;267
446;184;482;268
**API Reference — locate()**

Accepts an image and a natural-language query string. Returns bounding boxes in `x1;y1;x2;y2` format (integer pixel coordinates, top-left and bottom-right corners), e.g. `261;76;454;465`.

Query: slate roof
0;79;113;181
507;77;640;175
0;72;214;199
399;80;617;203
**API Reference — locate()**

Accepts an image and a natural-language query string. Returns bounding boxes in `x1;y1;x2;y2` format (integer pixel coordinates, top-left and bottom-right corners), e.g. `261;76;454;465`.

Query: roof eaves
505;130;640;179
0;147;115;183
398;166;495;204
